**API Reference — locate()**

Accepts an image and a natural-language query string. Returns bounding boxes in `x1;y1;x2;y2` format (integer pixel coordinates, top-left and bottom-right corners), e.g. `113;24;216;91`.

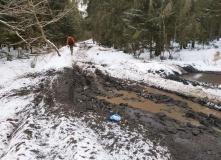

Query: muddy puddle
180;73;221;85
99;90;201;126
99;86;221;126
144;86;221;118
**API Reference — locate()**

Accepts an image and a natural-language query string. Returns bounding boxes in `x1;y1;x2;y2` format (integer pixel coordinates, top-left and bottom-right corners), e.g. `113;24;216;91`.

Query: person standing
67;35;75;55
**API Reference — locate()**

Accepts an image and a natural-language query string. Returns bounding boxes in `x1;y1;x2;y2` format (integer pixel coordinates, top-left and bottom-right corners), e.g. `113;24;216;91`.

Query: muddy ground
11;66;221;160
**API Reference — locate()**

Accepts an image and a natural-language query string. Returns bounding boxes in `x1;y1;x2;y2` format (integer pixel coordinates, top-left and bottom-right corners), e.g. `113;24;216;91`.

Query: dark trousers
69;45;73;55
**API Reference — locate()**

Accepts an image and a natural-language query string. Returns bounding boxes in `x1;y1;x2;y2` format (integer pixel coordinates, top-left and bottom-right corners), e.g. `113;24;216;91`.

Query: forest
0;0;221;58
86;0;221;58
0;1;221;160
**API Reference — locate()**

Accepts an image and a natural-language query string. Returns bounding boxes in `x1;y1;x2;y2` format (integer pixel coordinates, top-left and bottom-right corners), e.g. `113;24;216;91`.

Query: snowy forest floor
0;40;221;159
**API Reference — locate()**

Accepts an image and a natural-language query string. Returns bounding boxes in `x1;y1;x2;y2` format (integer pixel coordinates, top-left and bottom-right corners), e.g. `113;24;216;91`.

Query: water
98;86;221;127
99;90;201;126
144;86;221;118
180;73;221;85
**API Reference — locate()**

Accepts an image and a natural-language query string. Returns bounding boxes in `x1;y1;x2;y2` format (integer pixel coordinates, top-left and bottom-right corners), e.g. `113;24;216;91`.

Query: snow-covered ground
0;39;221;106
0;39;221;159
73;40;221;105
1;39;220;91
0;95;170;159
165;40;221;72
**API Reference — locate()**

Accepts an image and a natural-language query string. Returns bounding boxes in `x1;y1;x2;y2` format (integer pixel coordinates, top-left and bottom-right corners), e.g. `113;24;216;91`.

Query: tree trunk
191;40;195;48
155;42;161;56
92;33;95;44
183;41;186;49
31;0;61;57
149;37;153;59
155;34;162;56
8;44;10;52
180;43;182;49
218;23;221;41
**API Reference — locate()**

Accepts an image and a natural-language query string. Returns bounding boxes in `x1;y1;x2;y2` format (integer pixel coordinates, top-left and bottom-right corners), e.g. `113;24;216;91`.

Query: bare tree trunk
162;17;166;59
30;0;61;56
155;42;161;56
93;34;95;44
180;43;182;49
218;23;221;41
192;40;195;48
8;44;10;52
150;37;153;59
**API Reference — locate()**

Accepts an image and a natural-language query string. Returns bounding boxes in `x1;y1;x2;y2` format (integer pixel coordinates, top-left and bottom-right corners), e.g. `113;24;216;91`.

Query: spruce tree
86;0;221;58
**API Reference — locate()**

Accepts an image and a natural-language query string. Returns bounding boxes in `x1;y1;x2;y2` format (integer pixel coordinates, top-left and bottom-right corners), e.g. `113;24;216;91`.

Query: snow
73;40;221;104
150;39;221;72
165;47;221;71
0;39;221;159
76;0;88;18
0;47;72;89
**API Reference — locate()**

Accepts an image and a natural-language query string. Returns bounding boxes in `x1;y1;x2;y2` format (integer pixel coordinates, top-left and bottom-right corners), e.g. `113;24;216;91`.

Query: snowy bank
73;40;221;105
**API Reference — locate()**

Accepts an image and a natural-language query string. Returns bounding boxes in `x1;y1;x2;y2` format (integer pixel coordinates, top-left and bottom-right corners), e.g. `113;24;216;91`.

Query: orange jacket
67;36;75;45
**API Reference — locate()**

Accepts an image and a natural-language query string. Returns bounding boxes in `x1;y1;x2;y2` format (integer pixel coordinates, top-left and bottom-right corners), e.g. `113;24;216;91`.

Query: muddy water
99;90;201;126
99;86;221;126
180;73;221;85
144;86;221;118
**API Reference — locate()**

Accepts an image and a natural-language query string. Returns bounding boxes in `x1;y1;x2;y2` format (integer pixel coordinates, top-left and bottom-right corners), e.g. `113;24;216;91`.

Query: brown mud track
13;66;221;160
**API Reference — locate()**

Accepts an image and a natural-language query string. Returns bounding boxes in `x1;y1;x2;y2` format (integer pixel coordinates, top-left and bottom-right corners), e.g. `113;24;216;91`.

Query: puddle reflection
180;73;221;85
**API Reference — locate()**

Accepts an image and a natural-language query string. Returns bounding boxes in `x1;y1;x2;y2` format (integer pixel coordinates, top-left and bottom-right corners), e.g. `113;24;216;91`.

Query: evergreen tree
86;0;221;58
87;0;133;47
46;0;84;46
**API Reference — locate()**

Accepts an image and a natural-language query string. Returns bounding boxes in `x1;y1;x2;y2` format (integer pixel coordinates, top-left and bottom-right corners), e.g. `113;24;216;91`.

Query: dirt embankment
13;66;221;160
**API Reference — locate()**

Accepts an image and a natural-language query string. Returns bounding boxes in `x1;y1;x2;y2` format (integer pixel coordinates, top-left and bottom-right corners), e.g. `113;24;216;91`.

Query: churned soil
15;66;221;160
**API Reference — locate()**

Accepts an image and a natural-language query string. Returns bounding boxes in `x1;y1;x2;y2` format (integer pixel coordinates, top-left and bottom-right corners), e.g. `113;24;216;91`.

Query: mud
11;66;221;160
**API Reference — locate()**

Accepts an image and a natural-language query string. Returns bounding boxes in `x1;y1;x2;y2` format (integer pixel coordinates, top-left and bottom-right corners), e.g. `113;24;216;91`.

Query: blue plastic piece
109;114;121;122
